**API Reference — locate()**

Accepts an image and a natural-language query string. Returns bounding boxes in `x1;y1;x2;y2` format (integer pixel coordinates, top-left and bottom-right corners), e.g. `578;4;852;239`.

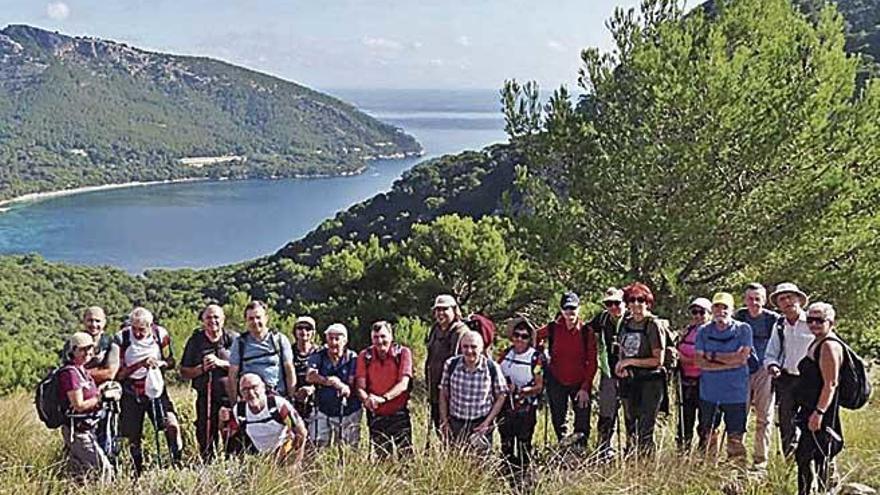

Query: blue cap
560;291;580;309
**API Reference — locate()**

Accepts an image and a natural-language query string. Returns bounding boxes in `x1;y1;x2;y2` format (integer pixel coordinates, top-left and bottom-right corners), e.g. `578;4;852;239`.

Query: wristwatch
815;408;826;416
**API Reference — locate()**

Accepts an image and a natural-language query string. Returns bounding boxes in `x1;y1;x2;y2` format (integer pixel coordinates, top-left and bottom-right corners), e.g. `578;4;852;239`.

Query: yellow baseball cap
711;292;735;309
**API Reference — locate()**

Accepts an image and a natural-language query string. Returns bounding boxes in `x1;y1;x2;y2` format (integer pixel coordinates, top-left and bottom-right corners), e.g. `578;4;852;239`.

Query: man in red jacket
536;291;598;447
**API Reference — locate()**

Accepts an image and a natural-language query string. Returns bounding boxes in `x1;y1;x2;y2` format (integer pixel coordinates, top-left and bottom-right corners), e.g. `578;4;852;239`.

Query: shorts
312;409;362;447
119;388;177;441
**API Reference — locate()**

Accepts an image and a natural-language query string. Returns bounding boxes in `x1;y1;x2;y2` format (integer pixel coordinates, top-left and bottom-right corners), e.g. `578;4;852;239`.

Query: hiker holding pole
291;316;320;442
425;295;470;437
306;323;362;448
676;297;711;452
694;292;753;465
497;317;545;469
180;304;237;461
792;302;845;495
114;307;182;475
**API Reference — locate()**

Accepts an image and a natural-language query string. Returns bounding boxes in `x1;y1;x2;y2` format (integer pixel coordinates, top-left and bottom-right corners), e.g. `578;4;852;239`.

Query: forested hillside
0;25;421;201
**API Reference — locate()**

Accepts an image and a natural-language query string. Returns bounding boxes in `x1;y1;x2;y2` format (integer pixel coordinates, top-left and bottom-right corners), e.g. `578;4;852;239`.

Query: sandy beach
0;178;207;209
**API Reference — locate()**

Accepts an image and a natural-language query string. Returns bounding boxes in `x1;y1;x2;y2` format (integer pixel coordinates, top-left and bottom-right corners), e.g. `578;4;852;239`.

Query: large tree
503;0;880;351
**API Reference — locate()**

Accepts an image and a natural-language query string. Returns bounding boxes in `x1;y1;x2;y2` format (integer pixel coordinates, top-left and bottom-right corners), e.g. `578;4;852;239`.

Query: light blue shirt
231;330;293;394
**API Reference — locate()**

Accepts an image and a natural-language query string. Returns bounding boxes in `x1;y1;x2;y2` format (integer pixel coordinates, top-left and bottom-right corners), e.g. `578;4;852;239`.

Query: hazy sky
0;0;642;91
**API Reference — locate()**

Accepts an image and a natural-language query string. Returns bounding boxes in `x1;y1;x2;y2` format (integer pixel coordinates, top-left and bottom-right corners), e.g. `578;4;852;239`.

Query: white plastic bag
145;367;165;399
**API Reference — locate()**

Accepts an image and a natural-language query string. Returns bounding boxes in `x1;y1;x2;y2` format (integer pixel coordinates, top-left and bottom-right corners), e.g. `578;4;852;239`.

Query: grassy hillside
0;25;421;201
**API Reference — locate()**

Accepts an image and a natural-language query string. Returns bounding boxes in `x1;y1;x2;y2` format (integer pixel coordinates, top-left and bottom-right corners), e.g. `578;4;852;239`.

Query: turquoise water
0;89;507;273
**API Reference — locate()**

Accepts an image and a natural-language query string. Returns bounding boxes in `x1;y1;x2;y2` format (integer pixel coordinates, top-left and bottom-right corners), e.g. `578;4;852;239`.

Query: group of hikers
44;281;869;495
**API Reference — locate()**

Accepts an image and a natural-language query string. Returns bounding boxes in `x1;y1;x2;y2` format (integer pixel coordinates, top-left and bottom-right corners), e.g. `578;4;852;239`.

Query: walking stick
337;396;347;465
676;372;685;450
152;398;165;469
206;370;214;458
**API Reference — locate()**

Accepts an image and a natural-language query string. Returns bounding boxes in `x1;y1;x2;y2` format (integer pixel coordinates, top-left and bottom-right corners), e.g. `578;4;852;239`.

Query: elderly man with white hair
438;330;508;455
220;373;307;464
114;307;181;475
306;323;362;448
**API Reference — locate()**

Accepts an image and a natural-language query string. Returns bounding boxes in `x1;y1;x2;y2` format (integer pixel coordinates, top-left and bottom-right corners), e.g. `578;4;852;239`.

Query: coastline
0;178;208;209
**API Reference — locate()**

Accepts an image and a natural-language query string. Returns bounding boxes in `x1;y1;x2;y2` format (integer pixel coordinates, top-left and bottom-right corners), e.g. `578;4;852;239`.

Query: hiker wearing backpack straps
227;300;296;401
676;297;711;453
439;330;508;455
291;316;320;441
57;332;114;482
497;318;545;469
425;294;470;435
306;323;362;448
793;303;847;495
694;293;753;465
535;291;597;448
764;282;814;457
220;373;307;464
590;287;626;460
733;283;781;470
615;282;666;456
355;321;414;459
114;307;182;475
179;304;238;461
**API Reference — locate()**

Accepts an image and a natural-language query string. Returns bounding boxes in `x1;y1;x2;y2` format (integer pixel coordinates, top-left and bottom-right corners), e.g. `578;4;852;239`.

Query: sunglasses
512;332;531;340
562;306;579;312
690;309;706;315
604;301;620;307
295;325;314;331
806;316;828;325
626;297;648;304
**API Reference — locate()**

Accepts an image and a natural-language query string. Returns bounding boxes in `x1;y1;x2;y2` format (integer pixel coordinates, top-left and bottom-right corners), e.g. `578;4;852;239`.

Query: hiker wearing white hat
589;287;626;459
763;282;814;456
425;294;469;434
307;323;362;448
675;297;711;452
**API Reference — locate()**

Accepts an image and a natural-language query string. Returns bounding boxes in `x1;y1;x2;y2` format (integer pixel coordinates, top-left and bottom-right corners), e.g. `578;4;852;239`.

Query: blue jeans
698;400;747;435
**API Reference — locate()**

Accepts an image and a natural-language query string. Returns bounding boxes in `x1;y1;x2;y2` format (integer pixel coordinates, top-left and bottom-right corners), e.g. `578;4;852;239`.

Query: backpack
616;316;678;372
498;346;542;409
118;323;170;364
237;330;289;393
465;314;496;353
35;367;65;429
449;354;499;392
230;394;291;453
815;336;872;410
545;320;593;358
363;344;413;393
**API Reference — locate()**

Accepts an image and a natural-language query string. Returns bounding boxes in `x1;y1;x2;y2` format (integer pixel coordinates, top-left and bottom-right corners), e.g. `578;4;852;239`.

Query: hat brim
770;290;808;307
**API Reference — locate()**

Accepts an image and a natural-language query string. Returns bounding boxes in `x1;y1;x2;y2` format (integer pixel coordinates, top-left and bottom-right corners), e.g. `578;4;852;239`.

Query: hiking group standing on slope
41;281;870;495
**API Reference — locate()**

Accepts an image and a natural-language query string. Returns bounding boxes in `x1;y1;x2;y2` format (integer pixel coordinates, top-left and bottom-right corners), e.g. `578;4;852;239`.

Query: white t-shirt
124;326;169;380
499;347;539;389
241;396;295;453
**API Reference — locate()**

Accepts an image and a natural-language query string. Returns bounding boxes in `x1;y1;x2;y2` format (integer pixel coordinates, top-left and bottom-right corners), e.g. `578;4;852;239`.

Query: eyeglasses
512;332;531;340
626;297;648;304
806;316;828;325
690;309;706;316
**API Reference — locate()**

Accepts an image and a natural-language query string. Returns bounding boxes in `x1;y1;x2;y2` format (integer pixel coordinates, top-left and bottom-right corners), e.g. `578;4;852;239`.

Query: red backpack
465;313;496;353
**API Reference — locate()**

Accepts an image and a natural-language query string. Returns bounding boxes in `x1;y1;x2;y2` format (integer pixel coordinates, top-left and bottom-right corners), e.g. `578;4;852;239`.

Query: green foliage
503;0;880;347
0;25;421;201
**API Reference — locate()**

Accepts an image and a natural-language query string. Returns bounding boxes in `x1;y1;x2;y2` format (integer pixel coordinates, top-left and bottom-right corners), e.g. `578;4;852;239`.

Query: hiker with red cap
764;282;814;456
536;291;597;448
356;320;414;459
676;297;711;452
425;294;470;434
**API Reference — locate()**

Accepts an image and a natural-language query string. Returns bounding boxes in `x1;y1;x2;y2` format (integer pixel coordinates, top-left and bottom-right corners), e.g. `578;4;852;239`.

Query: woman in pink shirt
676;298;711;452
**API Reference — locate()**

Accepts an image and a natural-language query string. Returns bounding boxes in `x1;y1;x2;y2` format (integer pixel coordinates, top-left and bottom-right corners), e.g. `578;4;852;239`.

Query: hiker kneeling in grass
439;330;507;455
356;320;414;459
695;292;753;464
220;373;307;465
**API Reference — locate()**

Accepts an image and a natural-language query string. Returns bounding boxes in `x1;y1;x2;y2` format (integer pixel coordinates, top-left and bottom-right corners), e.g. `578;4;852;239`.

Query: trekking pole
206;370;213;458
152;398;164;469
337;396;347;465
676;372;685;452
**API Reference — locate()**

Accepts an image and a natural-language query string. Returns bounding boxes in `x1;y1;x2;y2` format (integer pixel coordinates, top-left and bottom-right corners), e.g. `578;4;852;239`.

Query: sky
0;0;642;91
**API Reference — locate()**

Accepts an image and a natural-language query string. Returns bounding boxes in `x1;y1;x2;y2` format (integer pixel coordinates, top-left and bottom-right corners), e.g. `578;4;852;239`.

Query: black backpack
35;367;66;429
815;336;872;410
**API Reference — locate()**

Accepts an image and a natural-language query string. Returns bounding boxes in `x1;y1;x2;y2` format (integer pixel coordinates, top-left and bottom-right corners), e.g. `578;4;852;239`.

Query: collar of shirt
461;355;487;372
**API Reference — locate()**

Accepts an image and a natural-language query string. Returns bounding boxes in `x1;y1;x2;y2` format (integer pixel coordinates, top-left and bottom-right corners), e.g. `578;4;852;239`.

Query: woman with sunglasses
59;332;114;482
615;282;666;455
793;302;845;495
676;297;711;452
497;318;545;471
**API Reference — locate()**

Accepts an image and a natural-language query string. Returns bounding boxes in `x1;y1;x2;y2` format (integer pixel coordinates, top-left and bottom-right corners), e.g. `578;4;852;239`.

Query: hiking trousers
498;406;537;467
676;379;701;452
546;372;590;444
774;372;799;456
61;424;112;483
749;368;775;465
448;415;493;455
194;391;226;461
367;408;413;459
596;373;619;456
620;375;664;455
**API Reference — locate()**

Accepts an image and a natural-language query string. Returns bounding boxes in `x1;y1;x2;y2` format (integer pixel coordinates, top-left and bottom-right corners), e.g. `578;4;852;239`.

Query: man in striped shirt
439;331;507;454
